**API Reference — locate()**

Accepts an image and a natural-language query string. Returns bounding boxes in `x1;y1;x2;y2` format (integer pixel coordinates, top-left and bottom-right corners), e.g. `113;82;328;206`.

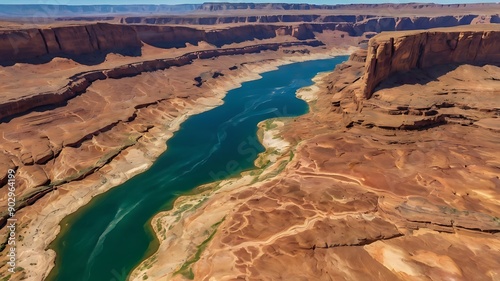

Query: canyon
0;2;499;281
132;25;500;280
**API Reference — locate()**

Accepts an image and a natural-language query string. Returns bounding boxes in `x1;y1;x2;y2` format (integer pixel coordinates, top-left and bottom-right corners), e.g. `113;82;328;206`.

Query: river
47;56;348;281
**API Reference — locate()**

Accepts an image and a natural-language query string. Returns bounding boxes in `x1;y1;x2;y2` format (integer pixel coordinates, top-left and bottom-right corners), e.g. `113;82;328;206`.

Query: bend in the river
47;56;348;281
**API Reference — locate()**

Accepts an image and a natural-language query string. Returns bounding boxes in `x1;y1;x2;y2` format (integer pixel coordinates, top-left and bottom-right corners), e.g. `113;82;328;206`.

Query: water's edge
45;54;350;281
129;59;348;280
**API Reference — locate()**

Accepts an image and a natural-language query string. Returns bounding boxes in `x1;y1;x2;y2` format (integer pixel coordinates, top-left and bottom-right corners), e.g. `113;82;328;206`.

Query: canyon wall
122;14;497;35
361;27;500;98
3;15;499;65
122;14;500;41
122;14;366;25
133;24;313;48
0;23;141;63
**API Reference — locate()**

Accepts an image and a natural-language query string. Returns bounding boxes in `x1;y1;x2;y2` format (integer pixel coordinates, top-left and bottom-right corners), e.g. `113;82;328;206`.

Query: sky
0;0;499;4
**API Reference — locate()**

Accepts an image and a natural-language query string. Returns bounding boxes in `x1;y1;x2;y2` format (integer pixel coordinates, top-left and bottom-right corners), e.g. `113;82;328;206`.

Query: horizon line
1;1;499;5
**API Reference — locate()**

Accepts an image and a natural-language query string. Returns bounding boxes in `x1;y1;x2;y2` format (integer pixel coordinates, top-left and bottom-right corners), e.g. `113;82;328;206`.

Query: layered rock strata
361;25;500;98
0;23;141;63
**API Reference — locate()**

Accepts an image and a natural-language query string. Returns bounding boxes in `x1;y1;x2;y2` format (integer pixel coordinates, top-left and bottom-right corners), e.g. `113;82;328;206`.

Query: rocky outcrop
361;26;500;98
0;23;141;65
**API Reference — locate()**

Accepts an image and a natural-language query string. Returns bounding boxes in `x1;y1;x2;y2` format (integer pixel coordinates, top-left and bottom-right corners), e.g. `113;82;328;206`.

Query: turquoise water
47;56;348;281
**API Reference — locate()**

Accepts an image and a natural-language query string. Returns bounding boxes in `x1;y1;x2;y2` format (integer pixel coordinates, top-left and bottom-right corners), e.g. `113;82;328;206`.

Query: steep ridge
361;25;500;98
0;6;500;280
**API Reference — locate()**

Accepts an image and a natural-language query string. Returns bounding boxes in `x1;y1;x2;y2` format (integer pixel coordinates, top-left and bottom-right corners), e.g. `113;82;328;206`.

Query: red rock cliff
361;25;500;98
0;23;141;64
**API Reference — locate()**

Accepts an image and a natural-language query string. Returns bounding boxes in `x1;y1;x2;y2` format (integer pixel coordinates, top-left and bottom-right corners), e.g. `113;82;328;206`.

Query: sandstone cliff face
0;23;141;64
135;24;316;48
361;27;500;98
133;25;206;48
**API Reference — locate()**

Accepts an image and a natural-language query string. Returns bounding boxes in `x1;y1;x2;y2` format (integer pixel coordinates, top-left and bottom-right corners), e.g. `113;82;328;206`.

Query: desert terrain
0;3;499;281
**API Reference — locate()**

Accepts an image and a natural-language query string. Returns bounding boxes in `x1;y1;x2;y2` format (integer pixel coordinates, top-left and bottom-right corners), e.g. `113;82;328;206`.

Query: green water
47;56;348;281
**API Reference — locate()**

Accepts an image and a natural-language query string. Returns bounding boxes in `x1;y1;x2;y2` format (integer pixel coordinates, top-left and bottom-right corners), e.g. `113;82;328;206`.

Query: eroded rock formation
0;23;141;63
361;26;500;98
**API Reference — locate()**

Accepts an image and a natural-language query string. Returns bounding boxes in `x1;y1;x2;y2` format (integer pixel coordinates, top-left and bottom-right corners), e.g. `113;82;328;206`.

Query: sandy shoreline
6;47;353;281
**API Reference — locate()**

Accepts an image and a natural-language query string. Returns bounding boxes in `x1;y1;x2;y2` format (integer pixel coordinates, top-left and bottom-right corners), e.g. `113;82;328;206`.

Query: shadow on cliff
139;32;280;49
0;47;142;67
375;61;500;94
374;63;462;92
0;98;72;124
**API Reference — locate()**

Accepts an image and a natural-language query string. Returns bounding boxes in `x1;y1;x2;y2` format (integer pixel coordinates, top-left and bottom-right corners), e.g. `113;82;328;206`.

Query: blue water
47;56;348;281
